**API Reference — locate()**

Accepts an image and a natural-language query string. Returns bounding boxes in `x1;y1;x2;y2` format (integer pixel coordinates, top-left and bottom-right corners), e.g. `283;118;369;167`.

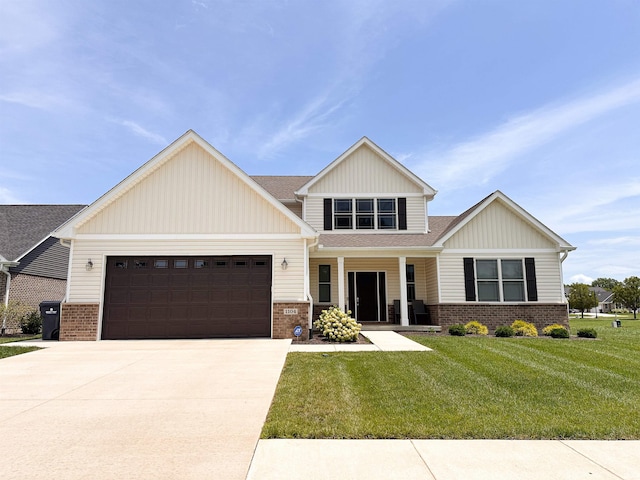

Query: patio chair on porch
411;300;431;325
393;300;401;324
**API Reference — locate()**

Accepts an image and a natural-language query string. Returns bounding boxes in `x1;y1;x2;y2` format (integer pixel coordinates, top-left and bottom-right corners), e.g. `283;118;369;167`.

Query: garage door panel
102;255;272;339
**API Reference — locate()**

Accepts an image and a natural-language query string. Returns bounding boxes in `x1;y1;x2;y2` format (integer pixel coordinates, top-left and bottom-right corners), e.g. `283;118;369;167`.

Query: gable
306;143;427;195
443;199;557;249
11;236;70;280
77;141;302;235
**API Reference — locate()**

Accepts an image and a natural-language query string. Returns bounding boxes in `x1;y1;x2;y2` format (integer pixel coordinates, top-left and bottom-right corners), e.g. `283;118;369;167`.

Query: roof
251;176;313;201
0;205;86;262
318;216;458;249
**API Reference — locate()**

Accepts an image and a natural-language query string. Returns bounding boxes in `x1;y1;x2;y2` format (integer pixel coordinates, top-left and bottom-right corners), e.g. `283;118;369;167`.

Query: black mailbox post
40;301;61;340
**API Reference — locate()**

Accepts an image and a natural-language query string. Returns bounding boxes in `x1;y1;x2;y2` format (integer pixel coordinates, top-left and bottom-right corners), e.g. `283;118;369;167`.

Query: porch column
399;256;409;326
337;257;345;311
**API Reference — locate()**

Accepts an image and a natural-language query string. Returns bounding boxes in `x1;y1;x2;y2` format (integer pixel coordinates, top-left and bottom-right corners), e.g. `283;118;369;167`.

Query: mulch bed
292;332;371;345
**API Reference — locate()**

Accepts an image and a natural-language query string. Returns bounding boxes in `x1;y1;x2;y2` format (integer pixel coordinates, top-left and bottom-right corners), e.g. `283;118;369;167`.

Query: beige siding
304;195;425;232
78;142;299;235
444;200;556;249
424;257;439;303
68;238;306;303
309;144;424;195
438;251;565;303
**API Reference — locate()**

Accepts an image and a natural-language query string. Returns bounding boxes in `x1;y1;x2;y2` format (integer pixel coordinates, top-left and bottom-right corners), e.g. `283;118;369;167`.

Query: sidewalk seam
410;439;438;480
559;440;626;480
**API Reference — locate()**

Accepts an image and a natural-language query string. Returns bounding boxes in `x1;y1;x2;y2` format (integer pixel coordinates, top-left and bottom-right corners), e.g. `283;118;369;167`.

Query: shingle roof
251;176;313;201
318;216;459;249
0;205;86;261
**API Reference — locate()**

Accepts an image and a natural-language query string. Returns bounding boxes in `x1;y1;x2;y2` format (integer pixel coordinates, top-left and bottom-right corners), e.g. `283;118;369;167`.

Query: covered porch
309;252;440;326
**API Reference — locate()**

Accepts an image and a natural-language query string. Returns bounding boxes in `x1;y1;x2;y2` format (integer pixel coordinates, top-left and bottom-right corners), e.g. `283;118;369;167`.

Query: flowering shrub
464;320;488;336
542;323;567;336
313;306;362;342
511;320;538;337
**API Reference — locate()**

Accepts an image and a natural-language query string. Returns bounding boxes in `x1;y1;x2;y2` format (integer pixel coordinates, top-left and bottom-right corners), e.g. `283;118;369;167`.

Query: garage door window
174;259;188;268
154;259;168;268
195;259;209;268
115;260;128;269
134;260;148;268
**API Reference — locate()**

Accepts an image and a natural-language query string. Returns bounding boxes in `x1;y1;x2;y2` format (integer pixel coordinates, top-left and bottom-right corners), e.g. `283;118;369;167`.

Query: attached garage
102;255;272;339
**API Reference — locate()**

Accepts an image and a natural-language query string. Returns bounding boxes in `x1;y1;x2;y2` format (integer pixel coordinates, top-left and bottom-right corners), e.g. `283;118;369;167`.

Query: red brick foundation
428;303;569;333
273;302;310;340
60;303;100;341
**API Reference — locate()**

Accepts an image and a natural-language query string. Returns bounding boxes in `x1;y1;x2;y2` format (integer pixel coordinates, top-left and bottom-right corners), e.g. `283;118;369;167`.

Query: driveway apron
0;339;291;480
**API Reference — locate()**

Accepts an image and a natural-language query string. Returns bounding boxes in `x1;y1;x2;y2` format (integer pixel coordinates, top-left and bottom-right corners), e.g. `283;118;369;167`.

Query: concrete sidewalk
289;330;432;352
248;439;640;480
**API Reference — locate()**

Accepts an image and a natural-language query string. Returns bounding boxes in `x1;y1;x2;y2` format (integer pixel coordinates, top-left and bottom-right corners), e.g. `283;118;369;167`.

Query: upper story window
328;198;403;231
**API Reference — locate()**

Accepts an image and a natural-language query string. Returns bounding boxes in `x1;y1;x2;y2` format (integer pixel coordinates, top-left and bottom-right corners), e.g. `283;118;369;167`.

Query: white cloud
114;120;167;145
413;77;640;191
0;91;68;110
569;274;594;285
0;187;25;204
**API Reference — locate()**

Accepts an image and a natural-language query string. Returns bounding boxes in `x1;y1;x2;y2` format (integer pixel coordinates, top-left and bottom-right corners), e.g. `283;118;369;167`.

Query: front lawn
262;318;640;439
0;335;41;359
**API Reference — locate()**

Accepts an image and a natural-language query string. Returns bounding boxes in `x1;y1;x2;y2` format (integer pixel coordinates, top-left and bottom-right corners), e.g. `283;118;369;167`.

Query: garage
102;255;272;339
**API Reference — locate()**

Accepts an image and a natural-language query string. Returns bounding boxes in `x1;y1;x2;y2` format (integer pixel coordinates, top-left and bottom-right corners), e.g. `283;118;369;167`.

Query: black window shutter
398;198;407;230
525;257;538;301
323;198;332;230
463;258;476;301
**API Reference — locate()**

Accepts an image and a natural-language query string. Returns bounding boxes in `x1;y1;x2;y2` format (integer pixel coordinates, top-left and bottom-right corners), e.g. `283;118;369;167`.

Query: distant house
52;131;576;340
0;205;86;317
564;285;615;314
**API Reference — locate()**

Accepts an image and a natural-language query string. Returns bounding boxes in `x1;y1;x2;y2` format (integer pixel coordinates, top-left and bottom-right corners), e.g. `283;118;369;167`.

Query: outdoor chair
411;300;431;325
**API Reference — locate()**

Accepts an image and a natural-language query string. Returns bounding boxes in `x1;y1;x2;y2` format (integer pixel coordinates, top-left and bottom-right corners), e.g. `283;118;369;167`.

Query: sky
1;0;639;284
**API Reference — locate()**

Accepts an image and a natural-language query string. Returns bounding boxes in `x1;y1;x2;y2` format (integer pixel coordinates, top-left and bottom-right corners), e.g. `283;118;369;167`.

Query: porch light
86;259;93;271
281;258;288;270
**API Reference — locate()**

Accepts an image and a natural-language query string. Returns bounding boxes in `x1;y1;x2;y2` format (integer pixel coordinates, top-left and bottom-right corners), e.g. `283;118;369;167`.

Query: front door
348;271;387;322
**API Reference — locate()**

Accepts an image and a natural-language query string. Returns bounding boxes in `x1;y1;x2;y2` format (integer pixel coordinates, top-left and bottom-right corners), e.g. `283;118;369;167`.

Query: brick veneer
273;302;310;340
428;303;569;333
6;273;66;308
60;303;100;341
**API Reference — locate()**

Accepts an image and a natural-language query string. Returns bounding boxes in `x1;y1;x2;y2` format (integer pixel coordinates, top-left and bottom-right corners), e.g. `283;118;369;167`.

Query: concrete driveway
0;339;291;480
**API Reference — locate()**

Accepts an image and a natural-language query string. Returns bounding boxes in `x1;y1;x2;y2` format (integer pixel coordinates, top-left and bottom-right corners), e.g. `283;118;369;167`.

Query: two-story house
53;130;574;340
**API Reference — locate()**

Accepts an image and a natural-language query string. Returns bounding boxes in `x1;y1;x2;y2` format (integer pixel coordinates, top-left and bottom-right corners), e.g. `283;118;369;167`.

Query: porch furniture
393;300;401;324
411;300;431;325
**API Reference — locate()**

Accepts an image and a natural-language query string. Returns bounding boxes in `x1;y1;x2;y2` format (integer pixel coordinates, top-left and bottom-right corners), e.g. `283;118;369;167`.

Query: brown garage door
102;256;272;339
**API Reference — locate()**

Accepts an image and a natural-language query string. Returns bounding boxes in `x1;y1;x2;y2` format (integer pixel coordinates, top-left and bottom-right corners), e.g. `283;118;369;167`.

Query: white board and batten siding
77;142;301;236
68;239;307;303
438;200;566;303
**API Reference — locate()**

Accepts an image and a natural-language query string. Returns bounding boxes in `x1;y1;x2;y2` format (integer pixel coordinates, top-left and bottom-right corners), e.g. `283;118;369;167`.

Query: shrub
577;328;597;339
464;320;488;336
313;306;361;342
20;310;42;335
448;324;466;336
0;301;33;334
549;327;569;339
542;323;567;336
495;326;514;337
511;320;538;337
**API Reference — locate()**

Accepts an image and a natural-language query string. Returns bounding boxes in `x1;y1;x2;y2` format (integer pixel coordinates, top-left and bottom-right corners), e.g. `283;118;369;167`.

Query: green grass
0;335;41;359
262;318;640;439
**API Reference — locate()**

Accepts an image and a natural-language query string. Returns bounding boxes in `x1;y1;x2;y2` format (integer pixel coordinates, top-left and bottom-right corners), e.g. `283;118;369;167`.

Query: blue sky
1;0;639;284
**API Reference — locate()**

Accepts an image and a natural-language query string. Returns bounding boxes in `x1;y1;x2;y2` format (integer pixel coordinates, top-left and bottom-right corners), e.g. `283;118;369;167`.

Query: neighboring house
564;286;615;314
0;205;87;326
52;131;575;341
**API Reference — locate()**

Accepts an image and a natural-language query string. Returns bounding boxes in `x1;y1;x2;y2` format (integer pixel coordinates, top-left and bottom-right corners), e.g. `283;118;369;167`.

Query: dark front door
348;271;387;322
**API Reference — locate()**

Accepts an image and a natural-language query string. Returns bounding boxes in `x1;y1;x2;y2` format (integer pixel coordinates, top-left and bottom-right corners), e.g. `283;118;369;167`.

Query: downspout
1;263;17;334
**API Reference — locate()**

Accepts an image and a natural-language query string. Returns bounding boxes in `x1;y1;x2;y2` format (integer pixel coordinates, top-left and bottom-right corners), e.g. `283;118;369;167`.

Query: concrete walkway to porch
288;330;431;352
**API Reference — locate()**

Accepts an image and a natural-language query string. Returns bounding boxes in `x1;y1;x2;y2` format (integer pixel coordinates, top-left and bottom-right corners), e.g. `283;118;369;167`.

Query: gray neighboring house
0;205;86;315
564;285;616;314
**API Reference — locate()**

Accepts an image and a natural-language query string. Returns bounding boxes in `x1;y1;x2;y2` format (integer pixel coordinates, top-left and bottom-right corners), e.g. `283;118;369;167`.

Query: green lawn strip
262;321;640;439
0;335;42;358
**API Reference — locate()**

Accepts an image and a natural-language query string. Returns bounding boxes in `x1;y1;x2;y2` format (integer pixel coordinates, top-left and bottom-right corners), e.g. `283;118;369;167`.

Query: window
406;264;416;301
334;199;353;229
115;260;128;269
134;260;148;269
377;199;396;229
355;199;374;229
174;259;188;269
154;259;168;269
319;265;331;302
194;259;209;268
474;259;525;302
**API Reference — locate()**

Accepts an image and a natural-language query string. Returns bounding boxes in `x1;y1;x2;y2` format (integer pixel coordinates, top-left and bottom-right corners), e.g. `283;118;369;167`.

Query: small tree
591;278;622;291
613;276;640;319
568;283;598;318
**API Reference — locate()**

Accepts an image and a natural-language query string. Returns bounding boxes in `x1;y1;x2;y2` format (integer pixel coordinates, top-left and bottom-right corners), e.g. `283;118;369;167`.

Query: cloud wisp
113;119;168;146
413;76;640;190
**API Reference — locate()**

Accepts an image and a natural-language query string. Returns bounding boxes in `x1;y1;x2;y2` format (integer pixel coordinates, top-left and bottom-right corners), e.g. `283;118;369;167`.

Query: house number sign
284;308;298;315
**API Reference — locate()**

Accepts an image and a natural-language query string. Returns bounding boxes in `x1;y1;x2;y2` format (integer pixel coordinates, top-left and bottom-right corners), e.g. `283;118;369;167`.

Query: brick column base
273;302;310;340
427;303;569;334
60;303;100;341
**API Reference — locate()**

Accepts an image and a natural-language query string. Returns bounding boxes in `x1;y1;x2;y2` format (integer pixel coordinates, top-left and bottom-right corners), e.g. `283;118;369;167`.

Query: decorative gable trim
53;130;317;239
294;137;437;198
434;190;575;252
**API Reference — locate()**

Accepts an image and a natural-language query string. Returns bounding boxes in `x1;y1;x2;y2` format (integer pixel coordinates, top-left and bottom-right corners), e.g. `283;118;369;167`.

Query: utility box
40;301;61;340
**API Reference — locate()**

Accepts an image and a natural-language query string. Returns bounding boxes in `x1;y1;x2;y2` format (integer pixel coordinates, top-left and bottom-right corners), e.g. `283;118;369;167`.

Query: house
564;286;615;314
52;130;575;340
1;205;86;331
